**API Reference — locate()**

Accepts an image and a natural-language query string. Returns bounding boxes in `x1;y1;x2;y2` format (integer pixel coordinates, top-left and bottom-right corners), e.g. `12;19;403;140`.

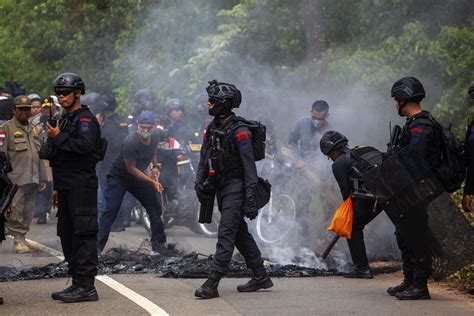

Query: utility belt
50;157;96;169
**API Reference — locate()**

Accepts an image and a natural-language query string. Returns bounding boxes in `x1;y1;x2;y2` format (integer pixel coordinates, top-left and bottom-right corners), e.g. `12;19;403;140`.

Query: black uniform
464;120;474;196
50;105;101;289
158;116;192;203
196;114;263;274
97;113;129;226
98;113;128;182
395;110;441;288
160;116;192;144
331;147;382;271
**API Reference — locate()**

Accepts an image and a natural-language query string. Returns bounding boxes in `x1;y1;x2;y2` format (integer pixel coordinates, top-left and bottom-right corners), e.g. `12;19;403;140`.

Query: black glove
195;182;214;203
243;188;258;220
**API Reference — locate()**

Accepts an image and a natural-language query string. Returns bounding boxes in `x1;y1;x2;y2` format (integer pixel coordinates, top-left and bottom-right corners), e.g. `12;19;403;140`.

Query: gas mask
312;118;326;128
208;102;231;117
138;129;153;139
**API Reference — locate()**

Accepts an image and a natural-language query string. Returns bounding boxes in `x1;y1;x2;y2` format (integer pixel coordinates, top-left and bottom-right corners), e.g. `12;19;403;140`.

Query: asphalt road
1;217;472;315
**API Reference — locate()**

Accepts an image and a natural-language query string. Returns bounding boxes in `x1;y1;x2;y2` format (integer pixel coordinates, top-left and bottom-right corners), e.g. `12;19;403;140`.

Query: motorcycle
138;138;220;237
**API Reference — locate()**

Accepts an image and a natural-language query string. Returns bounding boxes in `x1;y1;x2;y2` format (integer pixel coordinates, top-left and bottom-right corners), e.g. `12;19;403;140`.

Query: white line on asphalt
25;238;169;316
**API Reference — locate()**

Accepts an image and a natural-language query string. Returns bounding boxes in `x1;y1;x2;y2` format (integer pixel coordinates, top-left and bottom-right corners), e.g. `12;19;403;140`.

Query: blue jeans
97;175;166;251
98;177;133;228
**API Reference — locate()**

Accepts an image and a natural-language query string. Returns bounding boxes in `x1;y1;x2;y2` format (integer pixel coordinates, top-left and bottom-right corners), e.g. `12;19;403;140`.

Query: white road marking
25;238;169;316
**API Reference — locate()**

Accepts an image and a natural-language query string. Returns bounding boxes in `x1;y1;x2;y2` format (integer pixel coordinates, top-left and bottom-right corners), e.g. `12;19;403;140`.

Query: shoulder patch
236;130;250;142
120;122;128;128
80;117;92;122
410;127;423;134
80;121;91;132
13;131;23;136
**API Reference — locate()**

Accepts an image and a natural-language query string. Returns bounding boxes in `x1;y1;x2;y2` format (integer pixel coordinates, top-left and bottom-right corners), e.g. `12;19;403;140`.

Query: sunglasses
54;88;75;97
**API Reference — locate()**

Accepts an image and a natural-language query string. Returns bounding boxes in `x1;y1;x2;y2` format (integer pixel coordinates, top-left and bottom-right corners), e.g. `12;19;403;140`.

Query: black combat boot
237;266;273;292
52;280;78;300
343;268;373;279
395;285;431;300
57;286;99;303
195;272;222;299
386;280;412;296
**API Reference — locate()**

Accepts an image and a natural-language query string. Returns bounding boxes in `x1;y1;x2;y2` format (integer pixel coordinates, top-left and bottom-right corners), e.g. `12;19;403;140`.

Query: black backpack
345;146;383;199
435;126;466;193
349;146;384;175
423;116;466;193
230;117;266;161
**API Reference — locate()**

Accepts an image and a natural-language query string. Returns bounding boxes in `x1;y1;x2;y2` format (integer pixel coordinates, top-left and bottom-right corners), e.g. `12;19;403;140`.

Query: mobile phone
48;118;57;128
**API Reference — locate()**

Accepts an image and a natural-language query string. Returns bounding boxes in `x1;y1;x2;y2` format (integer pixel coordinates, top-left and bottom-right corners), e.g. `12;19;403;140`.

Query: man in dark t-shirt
97;111;166;253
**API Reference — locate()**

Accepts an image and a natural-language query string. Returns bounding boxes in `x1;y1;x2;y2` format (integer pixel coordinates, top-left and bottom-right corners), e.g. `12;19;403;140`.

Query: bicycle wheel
256;192;297;243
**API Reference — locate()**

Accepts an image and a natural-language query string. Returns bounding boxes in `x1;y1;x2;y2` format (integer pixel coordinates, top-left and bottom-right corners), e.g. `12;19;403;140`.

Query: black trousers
210;179;263;274
346;199;381;270
57;187;98;288
394;206;433;287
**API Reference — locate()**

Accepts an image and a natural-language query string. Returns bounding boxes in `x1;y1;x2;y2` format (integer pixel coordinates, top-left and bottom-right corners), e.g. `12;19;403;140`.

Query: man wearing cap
97;111;167;253
0;95;47;253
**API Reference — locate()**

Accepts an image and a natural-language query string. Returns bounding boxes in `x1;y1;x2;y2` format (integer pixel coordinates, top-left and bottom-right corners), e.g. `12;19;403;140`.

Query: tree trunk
303;0;327;83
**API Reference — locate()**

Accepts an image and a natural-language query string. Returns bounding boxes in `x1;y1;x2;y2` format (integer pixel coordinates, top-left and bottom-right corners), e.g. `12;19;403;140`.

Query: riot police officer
194;80;273;299
161;98;193;144
46;73;101;303
320;131;382;279
95;94;130;230
386;77;442;300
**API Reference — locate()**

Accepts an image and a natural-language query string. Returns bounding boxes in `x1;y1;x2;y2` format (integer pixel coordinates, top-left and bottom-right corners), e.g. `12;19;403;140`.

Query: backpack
348;146;384;176
345;146;383;199
230;117;266;161
423;116;466;193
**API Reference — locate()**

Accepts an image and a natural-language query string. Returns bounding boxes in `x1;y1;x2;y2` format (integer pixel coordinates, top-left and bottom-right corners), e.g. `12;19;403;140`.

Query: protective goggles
54;88;75;97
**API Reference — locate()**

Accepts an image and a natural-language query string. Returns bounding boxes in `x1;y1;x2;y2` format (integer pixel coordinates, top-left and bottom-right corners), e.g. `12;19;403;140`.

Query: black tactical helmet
134;89;156;108
206;80;241;109
468;82;474;100
99;94;117;112
164;98;184;113
320;131;348;156
391;77;425;102
81;92;101;114
53;73;85;95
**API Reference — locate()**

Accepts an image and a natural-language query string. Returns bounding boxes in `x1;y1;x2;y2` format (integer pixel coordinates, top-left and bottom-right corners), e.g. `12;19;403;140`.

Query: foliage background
0;0;473;137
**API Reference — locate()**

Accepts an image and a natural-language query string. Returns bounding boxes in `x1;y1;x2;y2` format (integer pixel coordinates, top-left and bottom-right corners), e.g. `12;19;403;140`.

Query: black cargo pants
57;187;98;289
210;178;263;274
394;206;433;287
346;198;382;270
